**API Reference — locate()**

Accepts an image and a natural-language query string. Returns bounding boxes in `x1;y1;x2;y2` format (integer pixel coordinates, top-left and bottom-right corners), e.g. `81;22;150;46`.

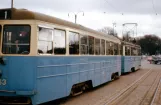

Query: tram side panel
134;56;141;70
0;56;36;103
35;56;121;105
121;56;141;74
121;56;133;73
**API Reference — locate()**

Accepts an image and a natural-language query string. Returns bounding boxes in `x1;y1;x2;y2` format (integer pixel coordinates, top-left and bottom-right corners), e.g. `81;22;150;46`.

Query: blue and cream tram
121;41;141;74
0;8;122;105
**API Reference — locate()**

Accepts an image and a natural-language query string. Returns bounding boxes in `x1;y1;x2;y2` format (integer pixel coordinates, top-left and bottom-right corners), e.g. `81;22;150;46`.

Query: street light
68;11;84;24
11;0;13;8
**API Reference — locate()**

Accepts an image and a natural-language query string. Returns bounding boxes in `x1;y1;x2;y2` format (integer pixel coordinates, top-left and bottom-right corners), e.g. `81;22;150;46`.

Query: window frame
106;41;110;55
53;28;66;55
69;31;80;55
101;39;105;55
37;26;54;55
2;24;31;55
88;36;94;55
80;34;89;55
109;42;114;55
114;43;118;55
125;46;131;56
119;44;122;55
94;38;100;55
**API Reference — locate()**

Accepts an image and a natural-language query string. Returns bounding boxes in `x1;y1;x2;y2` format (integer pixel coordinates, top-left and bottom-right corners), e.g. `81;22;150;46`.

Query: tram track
98;69;161;105
139;72;161;105
150;78;161;105
94;69;152;105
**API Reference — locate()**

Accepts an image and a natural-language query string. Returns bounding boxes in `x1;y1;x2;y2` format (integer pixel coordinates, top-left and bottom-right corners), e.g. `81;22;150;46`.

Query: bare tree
98;27;118;37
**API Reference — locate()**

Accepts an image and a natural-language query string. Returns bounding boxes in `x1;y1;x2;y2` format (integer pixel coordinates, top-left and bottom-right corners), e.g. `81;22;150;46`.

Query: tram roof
122;41;141;48
0;8;121;43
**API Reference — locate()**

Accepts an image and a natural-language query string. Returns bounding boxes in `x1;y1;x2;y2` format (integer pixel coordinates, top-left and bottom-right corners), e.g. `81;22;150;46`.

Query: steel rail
94;69;152;105
150;78;161;105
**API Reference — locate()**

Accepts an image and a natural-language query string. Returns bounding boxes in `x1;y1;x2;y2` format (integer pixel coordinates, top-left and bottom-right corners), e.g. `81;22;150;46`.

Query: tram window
80;35;88;54
110;42;114;55
125;47;128;55
54;29;66;54
131;47;136;56
136;48;139;56
119;44;122;55
106;41;110;55
69;32;79;54
131;47;133;56
128;47;131;55
95;38;100;55
125;46;130;56
89;36;94;55
138;49;141;56
134;48;139;56
101;39;105;55
2;25;30;54
38;27;53;54
114;43;118;55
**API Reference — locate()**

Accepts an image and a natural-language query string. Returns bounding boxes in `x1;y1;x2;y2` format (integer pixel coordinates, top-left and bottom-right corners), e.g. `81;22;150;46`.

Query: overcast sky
1;0;161;37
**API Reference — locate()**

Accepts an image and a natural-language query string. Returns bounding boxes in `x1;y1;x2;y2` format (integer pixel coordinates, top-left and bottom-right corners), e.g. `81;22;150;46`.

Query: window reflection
80;35;88;54
131;47;138;56
54;29;66;54
2;25;30;54
119;44;122;55
114;43;118;55
38;27;53;54
101;39;105;55
106;41;110;55
69;32;79;54
95;38;100;55
89;36;94;54
125;46;130;56
110;42;114;55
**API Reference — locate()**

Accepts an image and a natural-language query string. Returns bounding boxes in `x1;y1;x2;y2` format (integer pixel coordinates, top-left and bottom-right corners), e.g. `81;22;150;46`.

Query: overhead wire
104;0;124;15
151;0;158;15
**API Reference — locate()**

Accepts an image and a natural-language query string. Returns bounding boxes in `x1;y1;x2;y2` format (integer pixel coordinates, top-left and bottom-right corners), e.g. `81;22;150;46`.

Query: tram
0;8;122;105
121;41;141;74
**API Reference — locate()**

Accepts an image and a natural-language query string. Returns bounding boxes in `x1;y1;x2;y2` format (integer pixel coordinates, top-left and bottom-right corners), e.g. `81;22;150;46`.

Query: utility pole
122;23;138;42
113;23;116;35
75;14;77;24
122;23;138;37
11;0;13;8
68;12;84;24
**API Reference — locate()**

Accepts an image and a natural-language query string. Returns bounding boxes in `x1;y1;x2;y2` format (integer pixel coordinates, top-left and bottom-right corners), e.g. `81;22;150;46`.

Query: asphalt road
141;59;161;70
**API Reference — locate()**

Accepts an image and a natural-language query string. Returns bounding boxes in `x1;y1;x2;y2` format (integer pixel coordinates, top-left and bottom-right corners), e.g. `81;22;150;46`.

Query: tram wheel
111;73;118;80
131;67;135;72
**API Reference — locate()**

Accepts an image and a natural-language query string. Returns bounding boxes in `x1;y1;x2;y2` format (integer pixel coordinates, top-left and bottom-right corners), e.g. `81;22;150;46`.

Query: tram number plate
0;79;7;86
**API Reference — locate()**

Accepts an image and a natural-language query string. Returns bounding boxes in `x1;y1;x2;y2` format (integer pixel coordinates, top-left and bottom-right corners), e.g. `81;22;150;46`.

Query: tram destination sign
0;9;12;20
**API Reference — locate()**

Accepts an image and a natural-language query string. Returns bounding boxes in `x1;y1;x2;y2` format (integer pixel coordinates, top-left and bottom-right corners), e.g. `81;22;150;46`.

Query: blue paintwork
0;56;36;94
0;55;121;105
121;56;141;73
